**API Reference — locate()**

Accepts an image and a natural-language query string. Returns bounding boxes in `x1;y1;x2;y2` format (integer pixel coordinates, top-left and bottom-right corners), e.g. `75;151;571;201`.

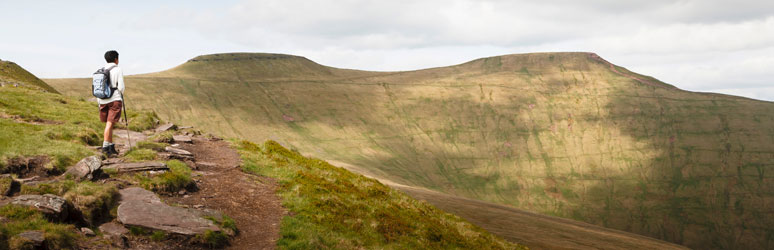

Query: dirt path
165;137;286;250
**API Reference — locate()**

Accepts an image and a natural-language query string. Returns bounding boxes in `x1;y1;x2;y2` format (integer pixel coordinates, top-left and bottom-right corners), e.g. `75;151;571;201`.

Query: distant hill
0;59;58;93
48;52;774;249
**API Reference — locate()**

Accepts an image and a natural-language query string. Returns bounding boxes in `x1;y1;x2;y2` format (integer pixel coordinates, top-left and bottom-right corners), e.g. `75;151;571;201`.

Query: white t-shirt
97;62;125;105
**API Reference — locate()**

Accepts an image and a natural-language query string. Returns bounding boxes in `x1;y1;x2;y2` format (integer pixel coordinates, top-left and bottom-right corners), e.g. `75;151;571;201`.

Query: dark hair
104;50;119;63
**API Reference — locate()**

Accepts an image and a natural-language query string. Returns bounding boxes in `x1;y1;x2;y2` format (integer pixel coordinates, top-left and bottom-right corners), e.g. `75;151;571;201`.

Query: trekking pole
122;93;132;150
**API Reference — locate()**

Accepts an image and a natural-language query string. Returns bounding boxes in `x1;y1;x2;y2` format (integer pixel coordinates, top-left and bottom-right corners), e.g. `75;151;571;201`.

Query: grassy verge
20;180;119;225
0;86;158;173
0;205;78;249
235;140;525;249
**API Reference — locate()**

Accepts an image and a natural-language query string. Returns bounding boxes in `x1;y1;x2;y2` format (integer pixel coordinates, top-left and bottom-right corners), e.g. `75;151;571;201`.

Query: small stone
81;227;96;236
165;147;193;156
99;222;129;236
183;195;190;198
156;123;177;133
178;190;187;195
193;204;204;209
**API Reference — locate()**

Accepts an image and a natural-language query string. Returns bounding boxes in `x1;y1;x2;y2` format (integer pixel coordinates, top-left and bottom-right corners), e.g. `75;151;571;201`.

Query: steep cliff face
48;52;774;249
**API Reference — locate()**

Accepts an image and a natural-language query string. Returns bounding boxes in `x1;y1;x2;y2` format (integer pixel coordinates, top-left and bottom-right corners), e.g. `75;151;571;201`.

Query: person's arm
116;67;125;95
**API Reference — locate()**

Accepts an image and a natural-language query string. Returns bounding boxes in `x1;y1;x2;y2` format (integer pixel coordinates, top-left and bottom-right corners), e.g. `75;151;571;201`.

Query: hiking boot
108;144;119;155
101;146;111;155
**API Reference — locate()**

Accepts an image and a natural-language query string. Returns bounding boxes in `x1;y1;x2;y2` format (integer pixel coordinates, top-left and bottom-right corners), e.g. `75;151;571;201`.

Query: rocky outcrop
64;156;102;180
117;187;220;235
9;194;70;221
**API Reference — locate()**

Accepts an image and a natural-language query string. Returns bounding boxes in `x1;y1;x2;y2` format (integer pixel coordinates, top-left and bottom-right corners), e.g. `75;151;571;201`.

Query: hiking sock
102;141;110;148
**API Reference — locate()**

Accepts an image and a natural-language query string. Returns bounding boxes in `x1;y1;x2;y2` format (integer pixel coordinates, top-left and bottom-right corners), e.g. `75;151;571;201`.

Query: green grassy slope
0;59;59;93
1;59;521;249
48;52;774;249
237;140;522;249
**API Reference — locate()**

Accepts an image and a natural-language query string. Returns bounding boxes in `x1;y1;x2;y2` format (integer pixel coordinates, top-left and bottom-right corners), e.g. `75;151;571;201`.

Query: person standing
97;50;125;156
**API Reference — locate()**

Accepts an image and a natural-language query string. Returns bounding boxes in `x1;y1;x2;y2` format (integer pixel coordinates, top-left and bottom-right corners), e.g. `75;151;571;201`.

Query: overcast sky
1;0;772;101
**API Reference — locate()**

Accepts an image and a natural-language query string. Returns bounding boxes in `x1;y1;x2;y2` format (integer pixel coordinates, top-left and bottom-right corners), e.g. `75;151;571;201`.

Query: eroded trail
166;138;286;250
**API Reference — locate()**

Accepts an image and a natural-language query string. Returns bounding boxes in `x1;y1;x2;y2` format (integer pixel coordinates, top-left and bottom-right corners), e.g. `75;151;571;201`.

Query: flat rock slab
117;187;219;235
173;135;193;143
195;162;217;169
10;194;69;221
99;222;129;236
65;156;102;180
165;147;193;156
103;162;168;173
156;123;177;133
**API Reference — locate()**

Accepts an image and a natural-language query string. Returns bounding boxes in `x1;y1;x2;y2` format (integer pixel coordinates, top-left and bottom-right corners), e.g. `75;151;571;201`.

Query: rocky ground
0;123;285;249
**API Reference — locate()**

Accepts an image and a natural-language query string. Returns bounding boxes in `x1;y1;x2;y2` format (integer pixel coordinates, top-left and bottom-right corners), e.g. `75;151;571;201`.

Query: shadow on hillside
594;83;774;249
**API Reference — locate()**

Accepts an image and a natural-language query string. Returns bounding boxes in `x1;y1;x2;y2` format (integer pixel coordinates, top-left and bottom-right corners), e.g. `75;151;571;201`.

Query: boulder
64;156;102;180
12;231;45;249
156;123;177;133
117;187;220;235
172;135;193;143
103;162;168;173
11;194;69;221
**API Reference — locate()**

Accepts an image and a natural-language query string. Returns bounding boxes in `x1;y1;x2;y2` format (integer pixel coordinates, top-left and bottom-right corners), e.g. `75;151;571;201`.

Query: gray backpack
92;65;117;99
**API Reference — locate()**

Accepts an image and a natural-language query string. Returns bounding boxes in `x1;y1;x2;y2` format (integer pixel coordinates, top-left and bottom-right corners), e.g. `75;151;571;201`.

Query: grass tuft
137;160;193;193
124;148;157;162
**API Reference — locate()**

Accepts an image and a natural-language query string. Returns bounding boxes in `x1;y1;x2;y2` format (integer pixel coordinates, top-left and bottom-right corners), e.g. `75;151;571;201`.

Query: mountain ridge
47;51;774;249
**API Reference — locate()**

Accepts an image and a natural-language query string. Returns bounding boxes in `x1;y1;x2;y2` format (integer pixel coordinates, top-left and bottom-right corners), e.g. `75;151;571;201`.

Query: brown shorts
99;101;123;123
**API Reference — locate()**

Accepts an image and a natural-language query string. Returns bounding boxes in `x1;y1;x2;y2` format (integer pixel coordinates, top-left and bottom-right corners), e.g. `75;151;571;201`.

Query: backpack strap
104;65;118;89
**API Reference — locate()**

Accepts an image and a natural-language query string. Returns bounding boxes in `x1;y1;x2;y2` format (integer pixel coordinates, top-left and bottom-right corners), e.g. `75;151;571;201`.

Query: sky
1;0;772;101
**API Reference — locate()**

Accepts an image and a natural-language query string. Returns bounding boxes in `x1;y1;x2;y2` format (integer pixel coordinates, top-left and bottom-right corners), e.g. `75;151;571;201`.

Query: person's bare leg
104;121;114;143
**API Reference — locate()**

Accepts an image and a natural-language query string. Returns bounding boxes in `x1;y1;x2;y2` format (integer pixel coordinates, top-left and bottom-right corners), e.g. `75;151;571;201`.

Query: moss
235;140;523;249
150;231;166;241
196;230;229;248
124;148;157;162
138;160;193;193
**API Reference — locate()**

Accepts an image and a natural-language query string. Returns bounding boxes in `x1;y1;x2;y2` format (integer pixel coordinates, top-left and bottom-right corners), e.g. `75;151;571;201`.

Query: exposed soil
2;155;53;178
164;137;287;250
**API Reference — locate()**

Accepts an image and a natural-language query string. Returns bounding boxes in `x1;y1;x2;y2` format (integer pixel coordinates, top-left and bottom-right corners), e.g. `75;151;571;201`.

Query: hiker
95;50;125;156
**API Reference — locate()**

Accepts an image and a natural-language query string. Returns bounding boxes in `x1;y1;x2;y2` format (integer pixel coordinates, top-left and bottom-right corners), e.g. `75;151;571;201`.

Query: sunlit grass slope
236;140;523;249
48;52;774;249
